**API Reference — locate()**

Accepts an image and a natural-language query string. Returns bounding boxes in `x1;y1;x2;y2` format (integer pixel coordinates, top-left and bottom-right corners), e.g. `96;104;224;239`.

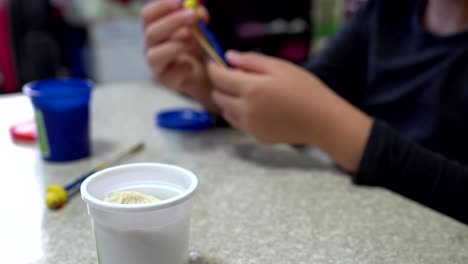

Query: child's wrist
302;98;372;172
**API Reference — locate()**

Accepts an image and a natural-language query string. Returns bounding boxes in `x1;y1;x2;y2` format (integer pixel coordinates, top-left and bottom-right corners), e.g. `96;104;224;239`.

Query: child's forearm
305;94;373;173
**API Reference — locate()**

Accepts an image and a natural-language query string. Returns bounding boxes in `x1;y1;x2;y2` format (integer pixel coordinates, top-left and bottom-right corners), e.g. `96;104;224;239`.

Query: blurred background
0;0;367;94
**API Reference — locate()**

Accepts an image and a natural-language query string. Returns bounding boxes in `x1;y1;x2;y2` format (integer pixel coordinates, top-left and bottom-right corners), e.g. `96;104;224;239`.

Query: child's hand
207;51;337;144
207;51;372;171
142;0;219;112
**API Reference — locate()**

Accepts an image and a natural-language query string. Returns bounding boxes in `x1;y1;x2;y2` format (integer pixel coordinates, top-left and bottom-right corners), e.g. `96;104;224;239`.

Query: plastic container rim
81;163;199;213
23;78;93;98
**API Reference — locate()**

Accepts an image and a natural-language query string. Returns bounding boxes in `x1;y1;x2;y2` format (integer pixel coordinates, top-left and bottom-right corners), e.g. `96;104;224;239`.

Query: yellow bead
46;192;61;209
46;184;68;209
47;184;64;193
183;0;199;10
47;184;67;202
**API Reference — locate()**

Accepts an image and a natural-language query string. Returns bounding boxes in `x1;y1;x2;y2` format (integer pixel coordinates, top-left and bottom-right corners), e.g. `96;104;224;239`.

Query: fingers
221;109;243;129
212;90;245;128
157;54;199;91
170;28;203;54
226;51;281;74
207;61;259;96
197;6;210;24
144;8;197;46
171;27;191;41
142;0;181;26
146;41;187;77
158;61;191;90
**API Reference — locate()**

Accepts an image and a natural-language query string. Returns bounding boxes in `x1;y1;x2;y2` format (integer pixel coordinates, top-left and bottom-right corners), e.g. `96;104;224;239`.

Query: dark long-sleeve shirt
305;0;468;224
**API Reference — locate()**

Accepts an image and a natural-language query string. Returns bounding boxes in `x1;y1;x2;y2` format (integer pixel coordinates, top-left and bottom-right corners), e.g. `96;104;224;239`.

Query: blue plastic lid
156;109;215;131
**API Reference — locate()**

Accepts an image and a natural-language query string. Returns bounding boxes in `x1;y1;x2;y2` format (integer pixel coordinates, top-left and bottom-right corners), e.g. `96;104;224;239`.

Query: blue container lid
156;109;215;131
23;78;93;98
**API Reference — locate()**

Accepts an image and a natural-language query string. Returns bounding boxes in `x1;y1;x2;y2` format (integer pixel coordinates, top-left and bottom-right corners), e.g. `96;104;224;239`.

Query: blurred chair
0;0;88;94
1;0;61;94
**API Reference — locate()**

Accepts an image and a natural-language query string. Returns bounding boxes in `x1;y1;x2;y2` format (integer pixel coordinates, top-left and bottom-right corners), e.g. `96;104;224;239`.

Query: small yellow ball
46;184;68;209
46;192;62;209
47;184;67;201
183;0;199;10
47;184;64;193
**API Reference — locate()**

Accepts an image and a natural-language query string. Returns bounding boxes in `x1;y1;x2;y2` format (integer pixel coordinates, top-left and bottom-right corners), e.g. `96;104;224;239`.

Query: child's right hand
142;0;219;113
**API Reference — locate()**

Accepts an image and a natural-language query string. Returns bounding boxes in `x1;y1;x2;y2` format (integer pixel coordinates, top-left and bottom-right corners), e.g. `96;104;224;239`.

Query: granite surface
1;83;467;264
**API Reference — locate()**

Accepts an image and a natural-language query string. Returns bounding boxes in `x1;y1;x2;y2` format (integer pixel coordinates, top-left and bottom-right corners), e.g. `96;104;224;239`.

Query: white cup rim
81;163;198;212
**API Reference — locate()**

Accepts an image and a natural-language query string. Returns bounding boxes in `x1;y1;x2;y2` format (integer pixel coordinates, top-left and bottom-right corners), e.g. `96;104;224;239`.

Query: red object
9;120;37;142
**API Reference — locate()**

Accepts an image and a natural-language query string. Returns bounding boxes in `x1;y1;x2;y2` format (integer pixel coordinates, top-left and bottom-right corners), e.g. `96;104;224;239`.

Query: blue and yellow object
45;142;145;209
183;0;228;66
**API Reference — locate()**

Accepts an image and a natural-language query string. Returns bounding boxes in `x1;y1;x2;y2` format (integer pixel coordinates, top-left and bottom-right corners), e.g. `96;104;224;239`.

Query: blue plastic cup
24;78;93;162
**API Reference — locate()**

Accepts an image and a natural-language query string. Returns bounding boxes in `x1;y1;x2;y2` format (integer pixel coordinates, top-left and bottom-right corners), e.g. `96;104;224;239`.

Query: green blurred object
310;0;344;54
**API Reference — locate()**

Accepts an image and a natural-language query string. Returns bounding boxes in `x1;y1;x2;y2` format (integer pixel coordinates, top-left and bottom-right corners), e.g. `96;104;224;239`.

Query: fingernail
183;9;196;22
226;50;241;63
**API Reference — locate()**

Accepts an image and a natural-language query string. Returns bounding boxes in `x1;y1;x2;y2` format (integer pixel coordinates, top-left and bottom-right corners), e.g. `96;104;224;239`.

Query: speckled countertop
1;83;467;264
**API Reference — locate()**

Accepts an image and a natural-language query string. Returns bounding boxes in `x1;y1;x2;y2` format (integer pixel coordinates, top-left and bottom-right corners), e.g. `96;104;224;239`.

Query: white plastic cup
81;163;198;264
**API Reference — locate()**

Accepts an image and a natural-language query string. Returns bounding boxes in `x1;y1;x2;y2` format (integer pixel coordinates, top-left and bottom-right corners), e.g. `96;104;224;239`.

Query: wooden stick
192;28;227;67
65;142;145;193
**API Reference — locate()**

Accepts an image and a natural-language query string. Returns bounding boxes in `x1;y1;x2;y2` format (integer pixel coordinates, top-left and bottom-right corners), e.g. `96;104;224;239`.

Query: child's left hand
207;51;344;145
207;51;373;172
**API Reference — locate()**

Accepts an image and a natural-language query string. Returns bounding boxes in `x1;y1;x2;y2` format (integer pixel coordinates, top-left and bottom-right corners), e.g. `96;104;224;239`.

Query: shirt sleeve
355;120;468;224
304;0;376;106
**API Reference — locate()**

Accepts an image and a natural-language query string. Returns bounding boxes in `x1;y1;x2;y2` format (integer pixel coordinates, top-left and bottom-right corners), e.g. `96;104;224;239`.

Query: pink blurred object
278;41;308;63
0;1;19;93
344;0;368;17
